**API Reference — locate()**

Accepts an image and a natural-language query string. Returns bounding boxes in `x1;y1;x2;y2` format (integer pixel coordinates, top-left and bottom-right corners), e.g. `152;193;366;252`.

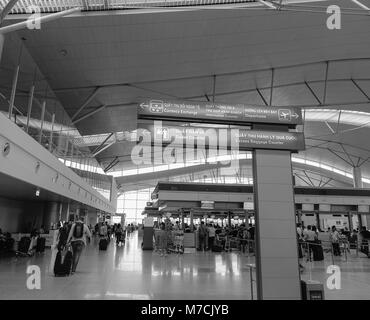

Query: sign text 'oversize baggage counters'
136;123;305;151
138;99;303;127
232;130;305;151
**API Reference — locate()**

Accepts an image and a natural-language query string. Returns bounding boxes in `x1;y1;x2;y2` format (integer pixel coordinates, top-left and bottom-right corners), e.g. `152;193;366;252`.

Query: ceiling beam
304;81;322;105
104;156;119;172
51;57;370;93
91;132;114;155
327;148;355;167
351;0;370;11
351;79;370;101
0;7;80;34
258;0;277;9
92;140;115;157
269;68;274;106
0;0;20;25
323;61;329;105
72;104;107;125
71;87;100;121
256;88;268;106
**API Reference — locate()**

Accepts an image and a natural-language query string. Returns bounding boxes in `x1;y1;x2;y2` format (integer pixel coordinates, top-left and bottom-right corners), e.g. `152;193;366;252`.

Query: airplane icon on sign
278;109;292;121
278;109;299;121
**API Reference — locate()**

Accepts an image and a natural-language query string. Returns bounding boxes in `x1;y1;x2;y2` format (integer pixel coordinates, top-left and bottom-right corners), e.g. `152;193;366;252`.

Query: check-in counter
183;232;195;248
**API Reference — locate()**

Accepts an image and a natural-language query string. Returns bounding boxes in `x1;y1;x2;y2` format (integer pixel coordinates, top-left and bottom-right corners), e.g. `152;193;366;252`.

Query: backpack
73;222;84;239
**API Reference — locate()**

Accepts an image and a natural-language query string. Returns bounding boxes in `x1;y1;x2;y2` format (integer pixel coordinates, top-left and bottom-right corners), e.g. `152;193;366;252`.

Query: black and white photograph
0;0;370;307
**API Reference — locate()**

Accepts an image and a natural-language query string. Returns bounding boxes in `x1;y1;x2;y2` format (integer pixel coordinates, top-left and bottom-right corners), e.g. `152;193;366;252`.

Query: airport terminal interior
1;0;370;300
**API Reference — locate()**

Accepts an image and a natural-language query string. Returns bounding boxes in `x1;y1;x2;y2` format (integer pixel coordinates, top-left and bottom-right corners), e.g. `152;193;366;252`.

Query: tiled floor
0;232;369;300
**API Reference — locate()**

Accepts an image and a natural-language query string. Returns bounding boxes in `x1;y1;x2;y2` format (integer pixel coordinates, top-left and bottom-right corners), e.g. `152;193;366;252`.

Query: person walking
66;217;92;274
115;224;124;246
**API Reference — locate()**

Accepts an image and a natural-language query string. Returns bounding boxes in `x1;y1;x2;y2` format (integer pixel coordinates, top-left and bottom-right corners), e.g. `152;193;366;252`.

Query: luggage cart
168;231;184;254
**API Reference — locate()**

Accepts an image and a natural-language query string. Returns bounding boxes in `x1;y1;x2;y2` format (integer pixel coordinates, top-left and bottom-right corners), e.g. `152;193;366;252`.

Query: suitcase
313;243;324;261
18;236;31;254
99;238;108;251
212;245;223;252
36;237;46;253
54;251;65;276
54;249;73;276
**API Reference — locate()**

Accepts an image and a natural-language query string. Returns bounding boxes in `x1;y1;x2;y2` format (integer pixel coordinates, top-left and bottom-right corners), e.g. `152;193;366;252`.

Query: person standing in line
157;223;168;257
198;221;208;252
173;221;180;231
330;226;341;256
303;225;318;261
207;223;216;251
67;217;91;274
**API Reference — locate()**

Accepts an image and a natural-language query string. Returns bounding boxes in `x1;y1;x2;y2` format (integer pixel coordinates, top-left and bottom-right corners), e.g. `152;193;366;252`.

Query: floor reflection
1;231;369;299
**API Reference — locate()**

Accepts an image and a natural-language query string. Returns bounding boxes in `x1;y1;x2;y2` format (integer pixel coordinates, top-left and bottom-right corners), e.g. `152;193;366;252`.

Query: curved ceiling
1;0;370;190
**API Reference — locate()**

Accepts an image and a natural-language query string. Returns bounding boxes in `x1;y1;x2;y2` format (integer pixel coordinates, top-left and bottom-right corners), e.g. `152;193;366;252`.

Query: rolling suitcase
212;245;223;252
313;242;324;261
18;236;31;255
63;249;73;275
54;248;73;276
54;250;65;276
36;237;46;253
99;238;108;251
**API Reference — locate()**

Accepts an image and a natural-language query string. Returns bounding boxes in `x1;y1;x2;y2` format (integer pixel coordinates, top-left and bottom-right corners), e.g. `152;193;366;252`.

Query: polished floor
0;232;369;300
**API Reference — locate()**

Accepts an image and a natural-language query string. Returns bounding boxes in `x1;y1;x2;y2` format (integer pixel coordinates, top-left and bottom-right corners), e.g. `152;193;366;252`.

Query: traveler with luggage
57;222;69;251
66;217;91;274
115;224;125;246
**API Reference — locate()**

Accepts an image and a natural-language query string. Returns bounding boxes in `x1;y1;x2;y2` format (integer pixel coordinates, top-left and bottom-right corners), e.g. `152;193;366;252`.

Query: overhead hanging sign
137;122;305;151
138;99;303;126
231;129;305;151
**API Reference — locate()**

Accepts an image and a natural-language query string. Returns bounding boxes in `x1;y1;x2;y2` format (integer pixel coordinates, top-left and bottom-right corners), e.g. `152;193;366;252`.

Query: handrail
246;263;256;300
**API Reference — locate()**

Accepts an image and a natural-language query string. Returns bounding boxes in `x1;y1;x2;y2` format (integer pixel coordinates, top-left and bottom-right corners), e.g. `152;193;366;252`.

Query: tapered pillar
253;149;301;300
0;34;4;64
353;166;368;229
43;202;59;231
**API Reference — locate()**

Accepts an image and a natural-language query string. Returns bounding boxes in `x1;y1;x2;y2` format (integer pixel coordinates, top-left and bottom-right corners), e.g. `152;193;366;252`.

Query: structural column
0;33;4;64
190;209;194;231
253;149;301;300
228;211;232;226
43;202;60;231
353;166;368;229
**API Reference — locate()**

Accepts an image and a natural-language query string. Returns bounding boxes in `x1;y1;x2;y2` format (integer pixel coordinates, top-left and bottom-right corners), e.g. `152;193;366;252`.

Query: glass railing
5;110;112;201
0;0;257;14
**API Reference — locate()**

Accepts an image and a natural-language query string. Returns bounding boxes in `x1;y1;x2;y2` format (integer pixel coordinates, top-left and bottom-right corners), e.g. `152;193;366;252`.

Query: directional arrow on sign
292;113;299;119
140;102;149;109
